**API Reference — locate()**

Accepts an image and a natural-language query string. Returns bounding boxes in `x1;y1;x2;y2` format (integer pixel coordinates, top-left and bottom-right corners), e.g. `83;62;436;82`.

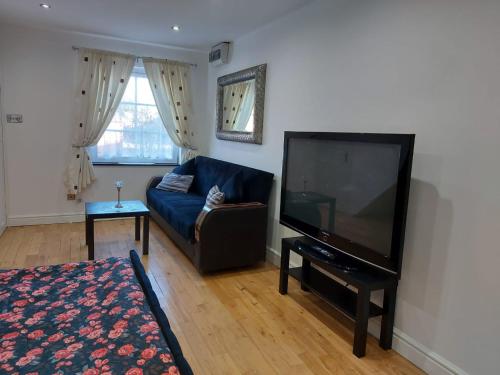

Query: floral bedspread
0;257;179;375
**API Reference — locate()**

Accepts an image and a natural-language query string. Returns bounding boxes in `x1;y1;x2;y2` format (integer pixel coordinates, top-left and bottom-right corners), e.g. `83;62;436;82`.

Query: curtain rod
71;46;198;68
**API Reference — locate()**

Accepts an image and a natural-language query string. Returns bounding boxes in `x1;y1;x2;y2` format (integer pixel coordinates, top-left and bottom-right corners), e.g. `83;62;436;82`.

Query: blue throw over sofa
147;156;274;273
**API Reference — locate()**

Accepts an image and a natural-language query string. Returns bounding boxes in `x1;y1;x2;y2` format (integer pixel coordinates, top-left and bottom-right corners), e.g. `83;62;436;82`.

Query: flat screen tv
280;132;414;276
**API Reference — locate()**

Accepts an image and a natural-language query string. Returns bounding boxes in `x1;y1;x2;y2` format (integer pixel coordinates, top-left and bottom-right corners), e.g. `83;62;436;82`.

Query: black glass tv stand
279;236;398;358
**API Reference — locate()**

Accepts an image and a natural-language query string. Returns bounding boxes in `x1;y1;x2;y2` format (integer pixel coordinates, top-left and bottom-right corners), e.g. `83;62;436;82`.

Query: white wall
0;23;208;224
207;0;500;374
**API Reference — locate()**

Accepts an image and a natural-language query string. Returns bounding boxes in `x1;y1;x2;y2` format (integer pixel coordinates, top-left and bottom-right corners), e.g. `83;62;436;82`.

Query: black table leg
353;287;370;357
87;218;95;260
143;215;149;255
135;216;141;241
279;243;290;295
301;258;311;291
380;285;397;350
85;216;89;245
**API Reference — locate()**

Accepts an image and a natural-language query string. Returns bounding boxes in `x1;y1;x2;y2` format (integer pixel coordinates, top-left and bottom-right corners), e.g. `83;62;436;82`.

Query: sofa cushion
206;185;225;206
156;173;194;193
172;158;197;193
172;158;196;175
192;156;274;204
221;172;244;203
147;188;205;241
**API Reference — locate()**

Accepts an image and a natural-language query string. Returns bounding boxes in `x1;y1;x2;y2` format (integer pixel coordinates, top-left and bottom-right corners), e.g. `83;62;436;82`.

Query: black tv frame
280;131;415;277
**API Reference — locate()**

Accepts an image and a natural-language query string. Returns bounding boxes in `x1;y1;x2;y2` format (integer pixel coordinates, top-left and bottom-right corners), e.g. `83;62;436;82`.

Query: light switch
6;114;23;124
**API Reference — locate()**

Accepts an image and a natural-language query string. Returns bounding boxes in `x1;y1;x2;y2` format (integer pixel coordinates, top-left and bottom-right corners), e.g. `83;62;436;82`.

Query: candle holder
115;180;124;208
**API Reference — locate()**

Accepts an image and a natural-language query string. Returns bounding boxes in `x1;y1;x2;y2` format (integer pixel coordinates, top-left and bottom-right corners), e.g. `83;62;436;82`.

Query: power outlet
67;193;76;201
6;114;23;124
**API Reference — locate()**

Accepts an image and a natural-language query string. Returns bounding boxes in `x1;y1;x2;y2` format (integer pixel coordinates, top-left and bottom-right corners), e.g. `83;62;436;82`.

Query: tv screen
280;132;414;275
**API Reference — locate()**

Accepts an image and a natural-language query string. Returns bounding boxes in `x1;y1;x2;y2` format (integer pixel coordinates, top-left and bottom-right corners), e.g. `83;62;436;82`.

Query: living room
0;1;498;374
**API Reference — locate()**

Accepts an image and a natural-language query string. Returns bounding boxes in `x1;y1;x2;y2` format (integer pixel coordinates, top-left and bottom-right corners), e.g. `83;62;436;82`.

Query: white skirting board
266;246;468;375
6;213;138;226
7;213;85;226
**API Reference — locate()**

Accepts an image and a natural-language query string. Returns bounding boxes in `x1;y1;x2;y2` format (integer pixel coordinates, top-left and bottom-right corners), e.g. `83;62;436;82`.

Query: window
89;64;179;165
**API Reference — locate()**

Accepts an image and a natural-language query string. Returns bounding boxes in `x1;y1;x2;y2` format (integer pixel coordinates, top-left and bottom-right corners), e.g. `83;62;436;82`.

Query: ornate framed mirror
216;64;267;144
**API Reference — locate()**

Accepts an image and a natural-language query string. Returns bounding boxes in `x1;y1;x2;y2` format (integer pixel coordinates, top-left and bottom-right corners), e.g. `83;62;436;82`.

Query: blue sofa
147;156;274;273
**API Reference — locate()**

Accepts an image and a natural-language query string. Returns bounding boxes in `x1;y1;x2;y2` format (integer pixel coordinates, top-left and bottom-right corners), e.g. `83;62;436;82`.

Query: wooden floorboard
0;220;424;375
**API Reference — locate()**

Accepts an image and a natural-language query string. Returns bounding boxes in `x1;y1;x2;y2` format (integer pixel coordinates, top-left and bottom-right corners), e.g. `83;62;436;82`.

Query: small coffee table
85;200;150;260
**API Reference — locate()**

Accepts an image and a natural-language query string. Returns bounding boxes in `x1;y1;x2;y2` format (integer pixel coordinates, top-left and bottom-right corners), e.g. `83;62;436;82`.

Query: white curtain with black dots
65;48;135;194
143;58;197;162
234;80;255;131
222;81;252;131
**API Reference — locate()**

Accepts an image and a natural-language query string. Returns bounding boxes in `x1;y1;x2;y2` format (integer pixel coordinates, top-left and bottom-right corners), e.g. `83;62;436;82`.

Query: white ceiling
0;0;313;50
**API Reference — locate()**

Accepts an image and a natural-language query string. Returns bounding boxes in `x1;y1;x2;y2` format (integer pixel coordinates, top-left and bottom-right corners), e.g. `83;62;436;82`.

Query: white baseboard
373;321;469;375
7;213;85;226
266;246;467;375
6;213;138;227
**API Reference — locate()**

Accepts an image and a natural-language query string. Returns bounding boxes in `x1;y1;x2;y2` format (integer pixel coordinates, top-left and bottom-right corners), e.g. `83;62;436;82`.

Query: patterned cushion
206;185;225;206
156;172;194;193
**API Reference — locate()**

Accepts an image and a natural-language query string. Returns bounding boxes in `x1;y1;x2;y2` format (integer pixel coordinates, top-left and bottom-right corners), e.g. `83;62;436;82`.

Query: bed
0;250;193;375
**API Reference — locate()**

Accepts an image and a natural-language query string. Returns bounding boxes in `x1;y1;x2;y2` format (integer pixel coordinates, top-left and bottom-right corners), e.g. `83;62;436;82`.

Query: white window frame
89;64;179;166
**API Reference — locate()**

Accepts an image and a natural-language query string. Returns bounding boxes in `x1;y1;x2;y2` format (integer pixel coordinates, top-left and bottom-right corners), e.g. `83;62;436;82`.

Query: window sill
92;162;179;167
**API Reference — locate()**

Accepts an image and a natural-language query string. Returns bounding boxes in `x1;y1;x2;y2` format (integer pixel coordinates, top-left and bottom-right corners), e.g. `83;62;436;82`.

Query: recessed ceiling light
172;25;181;32
40;3;51;9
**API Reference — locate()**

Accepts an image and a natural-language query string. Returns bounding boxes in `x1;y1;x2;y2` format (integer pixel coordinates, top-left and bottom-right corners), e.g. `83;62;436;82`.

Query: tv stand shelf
279;237;398;358
288;267;383;319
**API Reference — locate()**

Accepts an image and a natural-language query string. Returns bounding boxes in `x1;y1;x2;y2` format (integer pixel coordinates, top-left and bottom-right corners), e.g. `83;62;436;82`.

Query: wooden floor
0;220;423;375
